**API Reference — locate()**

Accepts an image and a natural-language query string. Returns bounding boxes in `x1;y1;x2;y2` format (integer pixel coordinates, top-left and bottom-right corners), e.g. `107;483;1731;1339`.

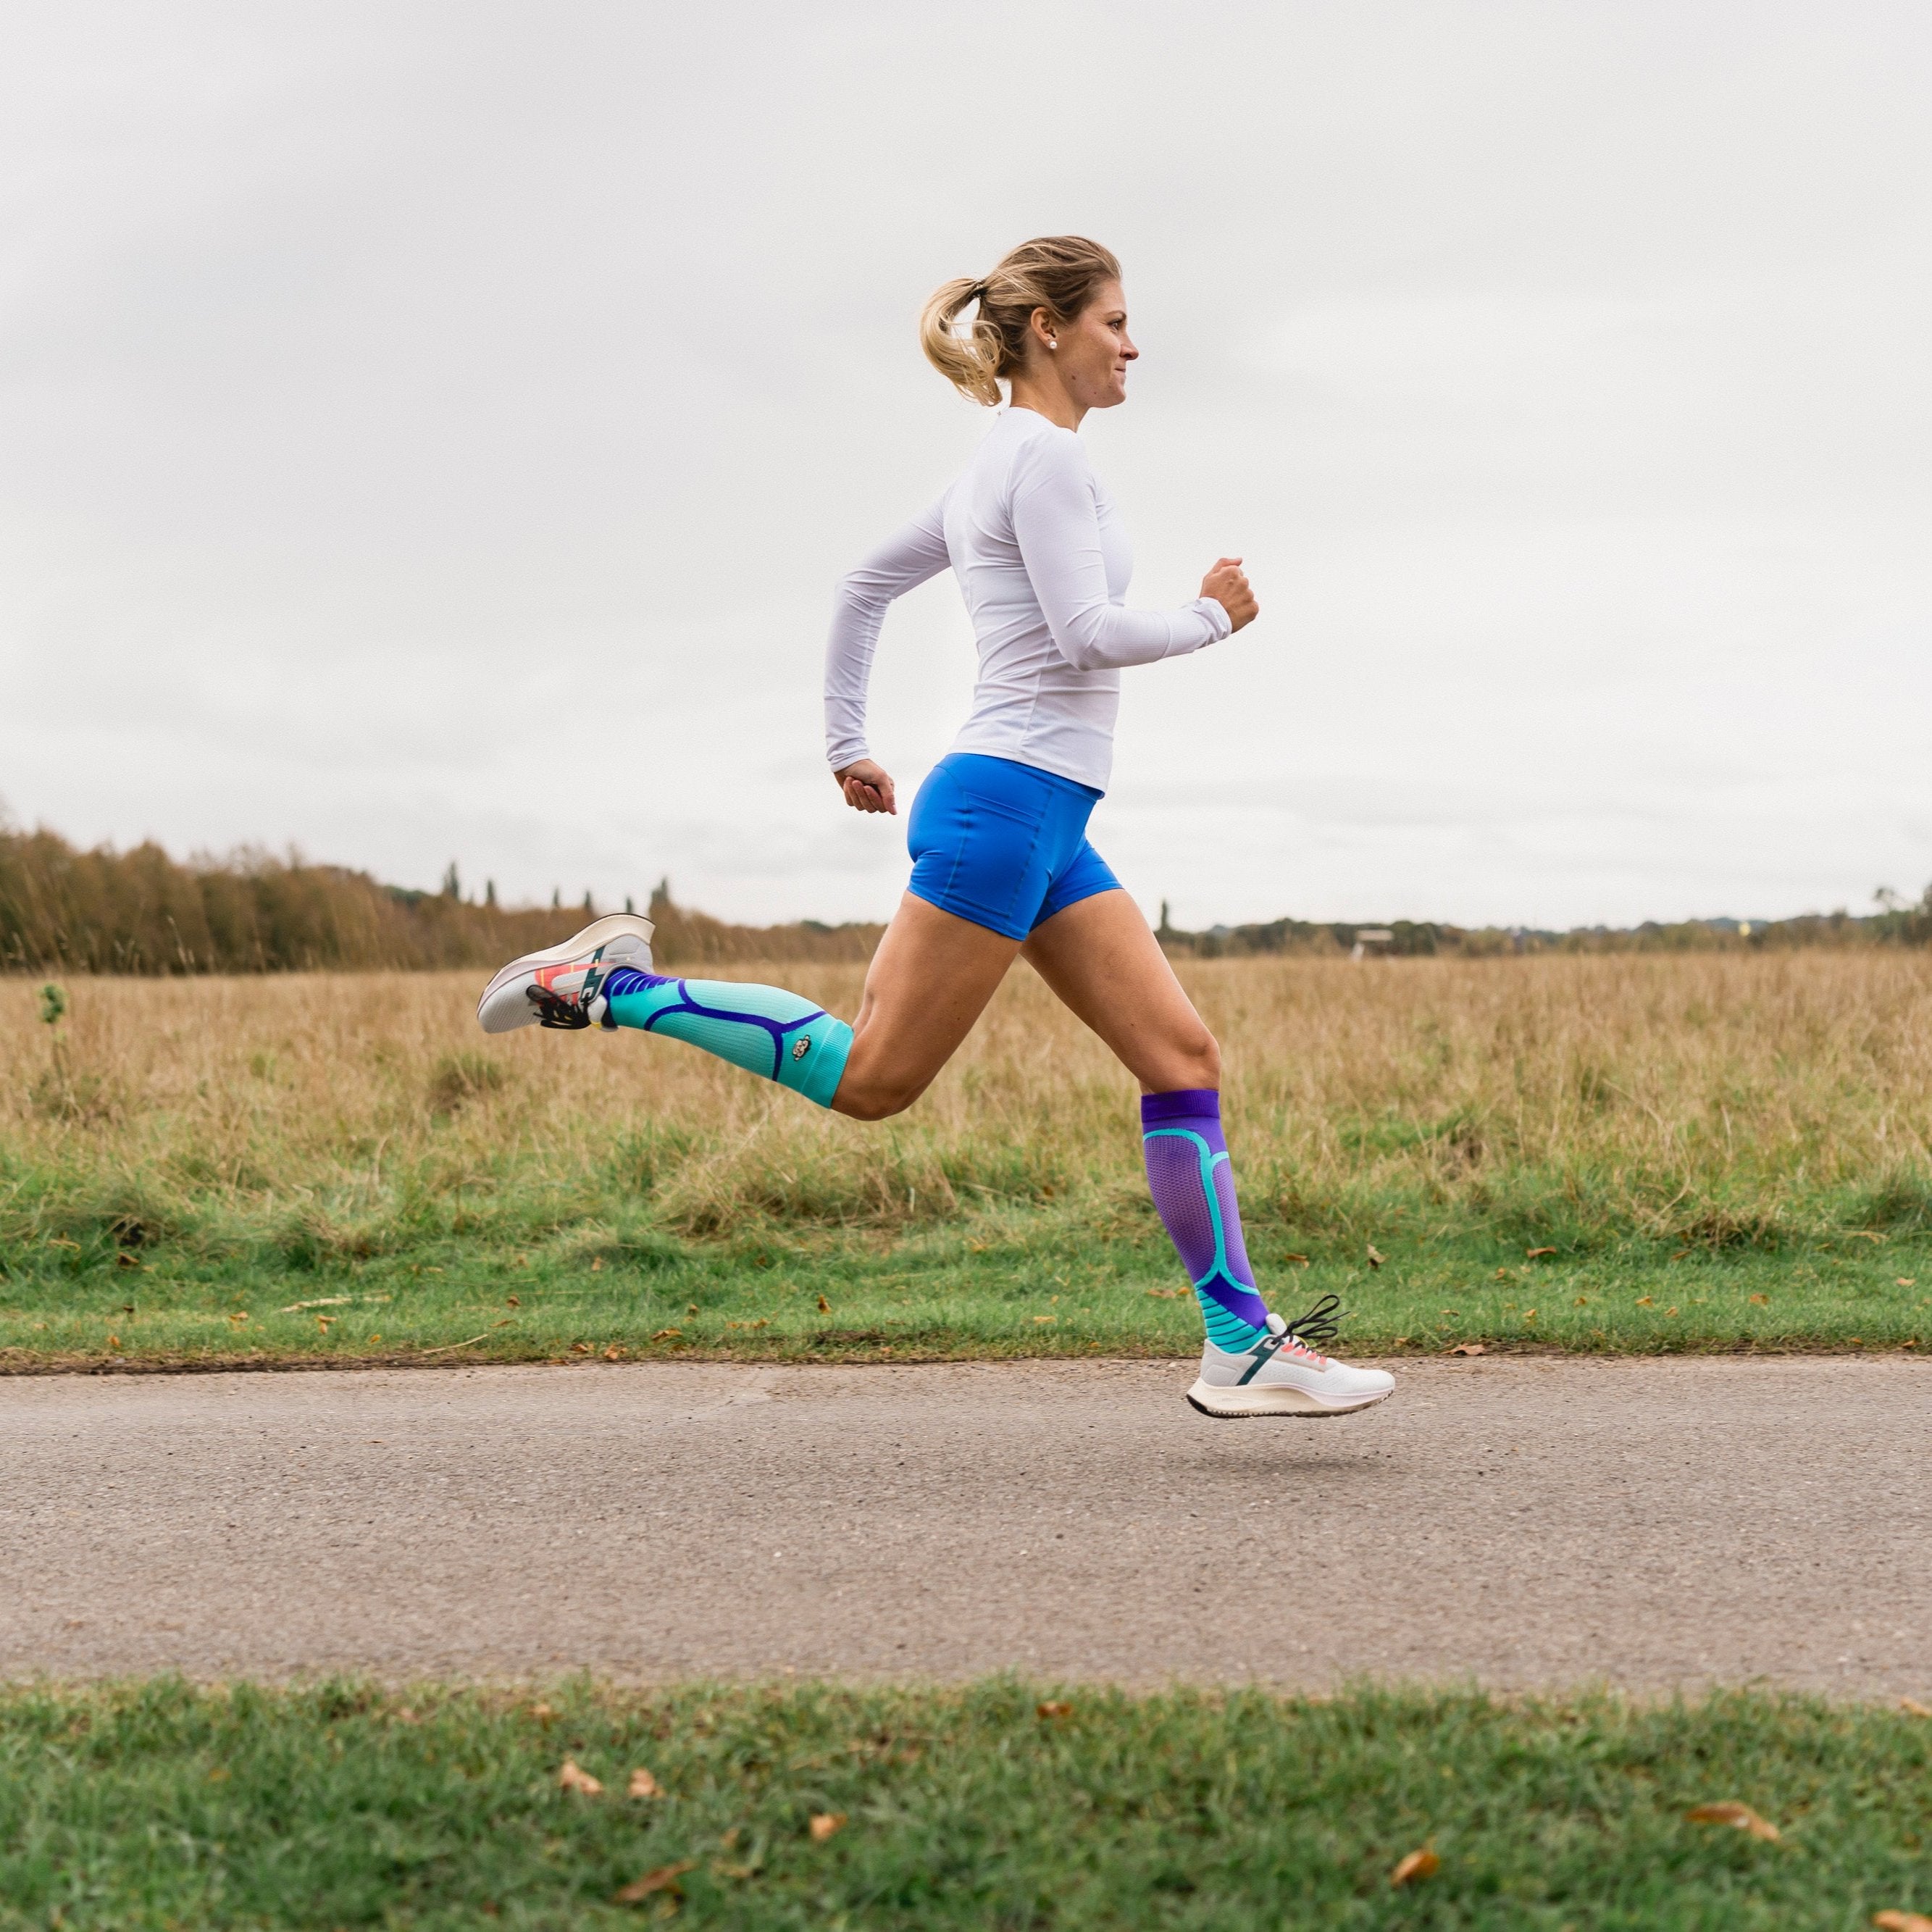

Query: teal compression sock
600;968;852;1108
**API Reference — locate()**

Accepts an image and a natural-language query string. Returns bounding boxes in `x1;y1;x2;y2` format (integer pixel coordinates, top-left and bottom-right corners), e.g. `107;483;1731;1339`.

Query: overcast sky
3;1;1927;929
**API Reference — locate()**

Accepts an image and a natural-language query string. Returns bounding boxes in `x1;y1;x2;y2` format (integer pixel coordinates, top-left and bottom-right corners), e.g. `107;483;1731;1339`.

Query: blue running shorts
906;753;1122;941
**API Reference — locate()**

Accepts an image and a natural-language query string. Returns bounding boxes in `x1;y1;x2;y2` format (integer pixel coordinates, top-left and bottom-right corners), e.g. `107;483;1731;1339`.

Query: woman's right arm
1011;434;1244;670
824;499;951;810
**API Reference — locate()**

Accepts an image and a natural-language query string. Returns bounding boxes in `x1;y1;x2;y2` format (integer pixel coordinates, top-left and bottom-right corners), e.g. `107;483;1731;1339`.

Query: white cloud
1;0;1926;928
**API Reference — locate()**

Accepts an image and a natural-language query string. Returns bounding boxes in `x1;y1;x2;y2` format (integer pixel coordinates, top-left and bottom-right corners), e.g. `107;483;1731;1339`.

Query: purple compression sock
1141;1089;1272;1352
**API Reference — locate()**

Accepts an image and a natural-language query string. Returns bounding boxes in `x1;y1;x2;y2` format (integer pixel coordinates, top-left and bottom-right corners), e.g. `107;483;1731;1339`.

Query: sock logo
791;1037;811;1060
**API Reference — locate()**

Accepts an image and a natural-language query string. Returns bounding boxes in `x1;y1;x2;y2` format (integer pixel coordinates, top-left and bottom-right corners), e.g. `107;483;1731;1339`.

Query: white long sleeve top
823;406;1231;793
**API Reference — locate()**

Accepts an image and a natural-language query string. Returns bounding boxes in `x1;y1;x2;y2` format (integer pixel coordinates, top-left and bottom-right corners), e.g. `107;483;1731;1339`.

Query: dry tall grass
3;953;1929;1266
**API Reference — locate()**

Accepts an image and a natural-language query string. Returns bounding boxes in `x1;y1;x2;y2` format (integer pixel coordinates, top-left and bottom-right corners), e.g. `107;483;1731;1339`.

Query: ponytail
919;275;1004;407
920;237;1121;406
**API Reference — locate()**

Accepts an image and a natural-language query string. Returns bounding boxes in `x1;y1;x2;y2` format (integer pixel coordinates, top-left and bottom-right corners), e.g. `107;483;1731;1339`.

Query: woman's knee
1186;1028;1222;1090
831;1074;926;1122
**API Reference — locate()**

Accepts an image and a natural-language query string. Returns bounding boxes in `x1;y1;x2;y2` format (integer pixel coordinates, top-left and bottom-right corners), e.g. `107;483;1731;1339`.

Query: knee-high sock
1142;1089;1271;1352
600;968;852;1108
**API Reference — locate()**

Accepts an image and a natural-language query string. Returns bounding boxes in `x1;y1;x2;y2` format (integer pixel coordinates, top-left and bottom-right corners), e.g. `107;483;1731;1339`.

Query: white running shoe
475;914;656;1034
1187;1295;1394;1419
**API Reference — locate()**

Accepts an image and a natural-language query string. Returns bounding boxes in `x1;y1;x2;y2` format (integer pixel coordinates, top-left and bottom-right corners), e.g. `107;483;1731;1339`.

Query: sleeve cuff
1188;597;1234;644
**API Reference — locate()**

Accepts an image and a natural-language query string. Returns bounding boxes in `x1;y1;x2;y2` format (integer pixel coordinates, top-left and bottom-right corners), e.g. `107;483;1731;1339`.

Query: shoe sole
1185;1378;1394;1420
476;913;656;1034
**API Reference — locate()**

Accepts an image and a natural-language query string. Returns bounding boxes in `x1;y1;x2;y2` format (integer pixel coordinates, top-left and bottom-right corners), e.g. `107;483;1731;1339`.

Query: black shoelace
527;984;592;1031
1280;1293;1345;1350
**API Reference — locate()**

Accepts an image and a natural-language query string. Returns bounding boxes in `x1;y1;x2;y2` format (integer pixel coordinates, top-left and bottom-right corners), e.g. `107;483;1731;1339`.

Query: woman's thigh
832;892;1021;1120
1021;889;1220;1094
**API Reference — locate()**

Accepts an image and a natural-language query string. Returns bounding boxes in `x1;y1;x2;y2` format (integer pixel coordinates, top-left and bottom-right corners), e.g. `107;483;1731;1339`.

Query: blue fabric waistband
937;751;1104;805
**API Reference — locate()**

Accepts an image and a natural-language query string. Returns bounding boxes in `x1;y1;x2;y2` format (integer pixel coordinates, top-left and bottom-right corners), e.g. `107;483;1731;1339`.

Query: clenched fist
1200;556;1258;632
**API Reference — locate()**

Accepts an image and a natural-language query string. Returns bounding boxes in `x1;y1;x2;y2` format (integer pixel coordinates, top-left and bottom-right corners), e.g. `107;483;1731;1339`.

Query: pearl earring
1048;339;1058;350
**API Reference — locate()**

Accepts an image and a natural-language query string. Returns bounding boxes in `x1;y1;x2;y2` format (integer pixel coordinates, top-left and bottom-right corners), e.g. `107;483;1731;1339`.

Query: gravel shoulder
4;1356;1928;1694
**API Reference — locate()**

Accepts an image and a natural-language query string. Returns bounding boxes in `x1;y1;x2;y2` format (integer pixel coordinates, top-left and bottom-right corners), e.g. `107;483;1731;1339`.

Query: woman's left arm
824;499;951;811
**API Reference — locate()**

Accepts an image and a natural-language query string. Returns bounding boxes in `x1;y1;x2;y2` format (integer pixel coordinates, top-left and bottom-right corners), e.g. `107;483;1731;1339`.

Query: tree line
0;828;882;974
1153;895;1932;959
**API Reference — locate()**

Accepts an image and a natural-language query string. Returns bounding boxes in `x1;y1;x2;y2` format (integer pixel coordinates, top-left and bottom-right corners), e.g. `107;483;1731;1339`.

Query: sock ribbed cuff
1140;1088;1219;1127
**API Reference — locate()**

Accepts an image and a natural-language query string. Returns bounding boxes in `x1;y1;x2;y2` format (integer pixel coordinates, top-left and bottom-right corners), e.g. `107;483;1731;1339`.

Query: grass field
3;954;1928;1366
5;1677;1931;1929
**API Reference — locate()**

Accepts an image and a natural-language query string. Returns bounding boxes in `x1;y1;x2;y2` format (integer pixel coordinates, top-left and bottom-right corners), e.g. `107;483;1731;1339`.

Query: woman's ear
1029;306;1058;354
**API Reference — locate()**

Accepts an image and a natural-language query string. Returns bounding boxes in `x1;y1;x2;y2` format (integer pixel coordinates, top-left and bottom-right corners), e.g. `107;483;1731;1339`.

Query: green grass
1;1215;1925;1370
4;1678;1931;1928
5;956;1929;1367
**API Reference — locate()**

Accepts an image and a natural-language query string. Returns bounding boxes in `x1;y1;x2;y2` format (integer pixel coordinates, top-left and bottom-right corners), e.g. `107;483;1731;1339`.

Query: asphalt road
4;1356;1928;1694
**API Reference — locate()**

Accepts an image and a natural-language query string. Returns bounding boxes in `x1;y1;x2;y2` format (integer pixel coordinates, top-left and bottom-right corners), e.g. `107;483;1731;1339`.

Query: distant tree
485;879;498;908
442;863;461;900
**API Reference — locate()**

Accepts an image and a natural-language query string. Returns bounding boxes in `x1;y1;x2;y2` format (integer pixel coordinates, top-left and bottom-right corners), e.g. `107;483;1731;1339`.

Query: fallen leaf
1665;1306;1679;1318
1685;1801;1778;1841
506;1295;520;1307
529;1702;556;1722
1573;1295;1589;1306
367;1334;381;1345
1899;1697;1932;1718
1521;1309;1537;1322
1390;1848;1439;1886
808;1812;846;1841
627;1767;663;1798
1366;1245;1386;1268
557;1759;603;1796
1284;1253;1310;1266
1447;1342;1487;1357
206;1766;230;1783
1636;1296;1655;1306
569;1342;591;1354
1749;1293;1769;1305
817;1295;831;1313
1898;1278;1917;1289
614;1860;695;1903
115;1252;139;1269
1145;1288;1185;1299
603;1345;624;1361
1873;1910;1932;1931
1526;1247;1556;1259
1037;1701;1074;1720
1033;1314;1056;1323
590;1256;603;1272
651;1329;682;1341
106;1334;120;1348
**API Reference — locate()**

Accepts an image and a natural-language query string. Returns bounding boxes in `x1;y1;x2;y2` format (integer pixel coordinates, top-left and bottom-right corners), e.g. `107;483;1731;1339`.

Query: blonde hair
919;235;1123;406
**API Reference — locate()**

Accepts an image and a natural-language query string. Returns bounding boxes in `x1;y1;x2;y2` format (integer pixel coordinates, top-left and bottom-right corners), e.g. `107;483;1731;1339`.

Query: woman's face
1044;279;1137;409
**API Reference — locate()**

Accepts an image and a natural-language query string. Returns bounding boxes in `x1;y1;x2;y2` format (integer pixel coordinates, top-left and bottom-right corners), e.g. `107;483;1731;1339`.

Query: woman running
477;235;1393;1419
